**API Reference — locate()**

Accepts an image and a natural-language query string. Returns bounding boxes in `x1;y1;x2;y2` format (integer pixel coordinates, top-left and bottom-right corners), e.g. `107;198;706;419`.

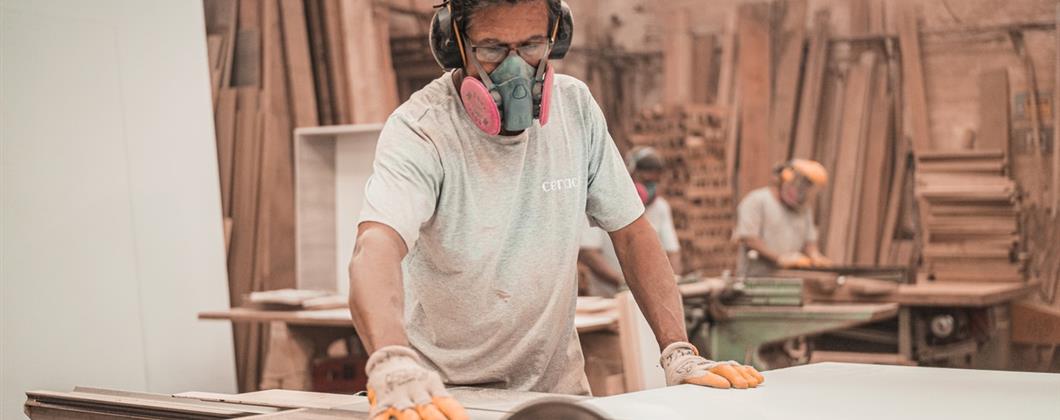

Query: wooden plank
849;0;870;36
1054;2;1060;216
215;89;238;217
229;88;264;392
769;0;807;163
279;0;319;128
341;0;398;123
897;3;931;152
663;11;692;106
691;33;717;104
25;390;248;417
304;0;333;125
261;0;297;291
716;12;738;106
1011;301;1060;345
791;10;830;159
207;34;225;104
824;52;877;263
977;69;1010;152
735;2;772;199
879;143;909;263
322;0;351;124
855;63;892;265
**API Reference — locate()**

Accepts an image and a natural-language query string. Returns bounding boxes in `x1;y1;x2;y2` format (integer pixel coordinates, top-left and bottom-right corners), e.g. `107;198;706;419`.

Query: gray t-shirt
358;71;644;394
732;187;818;276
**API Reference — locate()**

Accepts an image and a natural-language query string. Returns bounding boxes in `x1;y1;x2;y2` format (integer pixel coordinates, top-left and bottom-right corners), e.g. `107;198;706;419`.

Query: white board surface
584;362;1060;420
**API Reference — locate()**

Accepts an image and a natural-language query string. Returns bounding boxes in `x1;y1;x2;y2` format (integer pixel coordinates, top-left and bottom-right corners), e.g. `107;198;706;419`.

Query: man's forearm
610;216;688;348
349;224;410;354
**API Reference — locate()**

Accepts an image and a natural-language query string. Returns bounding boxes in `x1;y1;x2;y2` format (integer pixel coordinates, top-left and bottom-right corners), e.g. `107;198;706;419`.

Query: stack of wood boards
660;1;914;271
25;387;285;419
629;105;738;275
203;0;398;392
915;150;1023;282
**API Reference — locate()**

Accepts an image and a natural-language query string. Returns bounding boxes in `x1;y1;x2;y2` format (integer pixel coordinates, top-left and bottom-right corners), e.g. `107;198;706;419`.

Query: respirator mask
459;40;554;135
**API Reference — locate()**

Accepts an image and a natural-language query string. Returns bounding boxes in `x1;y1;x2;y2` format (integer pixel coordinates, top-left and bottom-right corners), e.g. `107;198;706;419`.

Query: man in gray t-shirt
349;1;762;418
733;159;833;276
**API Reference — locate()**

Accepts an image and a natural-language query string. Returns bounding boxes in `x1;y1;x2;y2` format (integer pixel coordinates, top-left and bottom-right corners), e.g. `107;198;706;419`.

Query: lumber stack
915;150;1023;282
203;0;398;392
630;106;738;276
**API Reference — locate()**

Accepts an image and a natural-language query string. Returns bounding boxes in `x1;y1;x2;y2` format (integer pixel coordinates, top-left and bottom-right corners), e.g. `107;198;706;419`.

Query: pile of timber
203;0;398;392
660;1;919;271
629;105;738;275
915;150;1023;282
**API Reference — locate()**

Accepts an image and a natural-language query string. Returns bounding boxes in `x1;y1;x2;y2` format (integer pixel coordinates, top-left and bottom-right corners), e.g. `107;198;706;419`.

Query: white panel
1;0;236;417
335;130;381;297
1;6;149;418
108;1;235;394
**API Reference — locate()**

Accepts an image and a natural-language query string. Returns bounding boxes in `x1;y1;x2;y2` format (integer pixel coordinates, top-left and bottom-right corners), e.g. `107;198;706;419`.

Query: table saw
25;363;1060;419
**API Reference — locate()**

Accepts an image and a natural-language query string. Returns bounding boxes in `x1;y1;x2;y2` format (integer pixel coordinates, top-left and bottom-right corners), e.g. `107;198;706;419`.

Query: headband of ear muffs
429;1;573;135
429;1;574;70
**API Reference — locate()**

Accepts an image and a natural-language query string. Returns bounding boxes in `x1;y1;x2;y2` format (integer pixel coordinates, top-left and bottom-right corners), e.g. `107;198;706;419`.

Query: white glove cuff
366;345;422;375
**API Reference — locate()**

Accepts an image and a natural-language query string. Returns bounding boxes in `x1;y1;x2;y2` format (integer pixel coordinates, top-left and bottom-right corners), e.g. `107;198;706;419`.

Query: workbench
26;363;1060;419
199;304;620;392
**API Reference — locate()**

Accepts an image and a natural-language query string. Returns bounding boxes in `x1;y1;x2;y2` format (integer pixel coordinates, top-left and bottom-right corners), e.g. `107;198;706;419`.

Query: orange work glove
808;251;833;268
365;345;468;420
777;252;812;269
660;342;765;389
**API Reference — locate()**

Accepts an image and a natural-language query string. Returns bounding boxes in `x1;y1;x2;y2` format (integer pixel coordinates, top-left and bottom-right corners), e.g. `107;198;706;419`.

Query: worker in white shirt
733;159;832;276
579;146;681;297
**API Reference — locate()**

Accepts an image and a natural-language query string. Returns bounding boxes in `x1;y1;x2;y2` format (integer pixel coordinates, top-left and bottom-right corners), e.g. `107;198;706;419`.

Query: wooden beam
716;12;738;106
663;11;693;106
976;69;1009;152
825;52;877;263
735;2;772;200
261;0;297;291
769;0;807;163
280;0;319;128
855;63;892;265
897;4;932;152
216;89;238;217
341;0;399;123
1012;301;1060;345
1054;2;1060;216
691;33;717;104
322;0;351;124
791;11;830;159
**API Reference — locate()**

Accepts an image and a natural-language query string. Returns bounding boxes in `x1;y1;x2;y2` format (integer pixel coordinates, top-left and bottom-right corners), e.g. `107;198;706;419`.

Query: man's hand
807;250;832;267
777;252;812;268
365;346;468;420
660;342;764;389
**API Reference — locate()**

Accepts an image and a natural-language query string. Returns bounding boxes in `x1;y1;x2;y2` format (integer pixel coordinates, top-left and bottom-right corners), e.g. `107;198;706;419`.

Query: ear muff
549;1;575;59
430;1;574;69
429;4;464;70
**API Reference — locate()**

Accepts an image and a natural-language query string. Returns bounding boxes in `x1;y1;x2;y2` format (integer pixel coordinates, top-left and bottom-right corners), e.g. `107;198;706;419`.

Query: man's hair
449;0;560;33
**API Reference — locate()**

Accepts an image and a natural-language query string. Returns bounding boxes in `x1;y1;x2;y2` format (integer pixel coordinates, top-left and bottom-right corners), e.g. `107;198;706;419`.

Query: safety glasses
469;40;550;64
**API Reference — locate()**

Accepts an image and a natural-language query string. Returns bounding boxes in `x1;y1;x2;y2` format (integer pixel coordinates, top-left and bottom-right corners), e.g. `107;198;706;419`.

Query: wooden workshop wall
202;0;400;391
1;1;237;419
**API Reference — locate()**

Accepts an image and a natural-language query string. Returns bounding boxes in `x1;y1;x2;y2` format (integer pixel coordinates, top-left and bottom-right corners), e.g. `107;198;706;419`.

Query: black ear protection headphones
428;0;574;70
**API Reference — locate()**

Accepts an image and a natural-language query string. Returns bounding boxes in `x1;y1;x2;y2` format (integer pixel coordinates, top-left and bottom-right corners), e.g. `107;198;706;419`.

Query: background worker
579;146;682;297
733;159;832;276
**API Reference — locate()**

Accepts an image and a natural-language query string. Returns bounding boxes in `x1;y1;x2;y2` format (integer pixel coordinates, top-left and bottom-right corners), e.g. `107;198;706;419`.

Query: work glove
660;342;765;389
808;251;833;267
777;252;812;269
365;345;468;420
